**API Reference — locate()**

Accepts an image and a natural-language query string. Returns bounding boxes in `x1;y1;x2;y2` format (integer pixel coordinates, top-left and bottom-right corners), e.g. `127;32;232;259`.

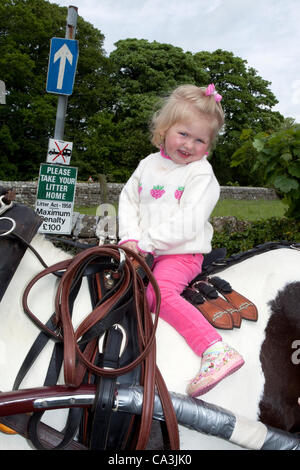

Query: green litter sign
35;163;78;234
37;163;77;201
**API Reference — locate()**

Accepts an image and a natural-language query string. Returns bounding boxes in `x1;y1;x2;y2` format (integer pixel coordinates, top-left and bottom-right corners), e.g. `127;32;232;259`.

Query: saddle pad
0;202;42;303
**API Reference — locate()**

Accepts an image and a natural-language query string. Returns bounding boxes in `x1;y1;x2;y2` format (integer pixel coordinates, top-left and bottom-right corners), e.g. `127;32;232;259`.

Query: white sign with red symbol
46;138;73;165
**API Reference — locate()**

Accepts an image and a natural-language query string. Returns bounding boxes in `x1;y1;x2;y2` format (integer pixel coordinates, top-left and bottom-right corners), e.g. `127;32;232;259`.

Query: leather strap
89;327;122;449
0;414;87;450
18;245;180;450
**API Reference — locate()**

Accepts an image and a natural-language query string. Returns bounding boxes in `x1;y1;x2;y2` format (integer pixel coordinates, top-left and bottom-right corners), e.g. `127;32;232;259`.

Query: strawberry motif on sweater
150;185;165;199
175;186;184;200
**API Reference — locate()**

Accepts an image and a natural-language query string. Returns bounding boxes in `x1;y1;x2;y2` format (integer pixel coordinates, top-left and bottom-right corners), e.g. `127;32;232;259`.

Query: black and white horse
0;234;299;450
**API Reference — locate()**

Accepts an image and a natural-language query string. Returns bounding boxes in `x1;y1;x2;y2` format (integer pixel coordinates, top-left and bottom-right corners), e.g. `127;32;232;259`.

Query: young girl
118;84;244;397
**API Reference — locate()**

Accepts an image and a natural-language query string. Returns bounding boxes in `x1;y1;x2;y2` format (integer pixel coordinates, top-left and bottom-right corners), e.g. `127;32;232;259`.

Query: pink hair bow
205;83;222;102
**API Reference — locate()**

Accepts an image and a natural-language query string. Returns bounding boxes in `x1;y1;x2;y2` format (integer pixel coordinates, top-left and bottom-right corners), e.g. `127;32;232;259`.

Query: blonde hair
150;84;225;148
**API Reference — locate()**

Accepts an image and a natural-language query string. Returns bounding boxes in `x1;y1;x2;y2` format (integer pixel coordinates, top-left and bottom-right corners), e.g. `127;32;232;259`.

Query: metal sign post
0;81;5;105
36;6;79;235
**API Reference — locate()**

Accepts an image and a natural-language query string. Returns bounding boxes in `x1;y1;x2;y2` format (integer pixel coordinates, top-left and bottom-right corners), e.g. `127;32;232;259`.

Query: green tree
109;38;208;95
193;49;284;184
0;0;111;180
230;128;265;186
253;125;300;218
229;120;298;187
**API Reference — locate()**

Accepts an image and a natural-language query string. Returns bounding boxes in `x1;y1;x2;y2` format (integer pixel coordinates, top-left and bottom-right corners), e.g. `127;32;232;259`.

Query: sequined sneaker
186;343;244;397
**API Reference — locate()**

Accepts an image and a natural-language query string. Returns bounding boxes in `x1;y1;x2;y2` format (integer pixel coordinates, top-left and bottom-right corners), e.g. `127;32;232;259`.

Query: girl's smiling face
163;112;214;165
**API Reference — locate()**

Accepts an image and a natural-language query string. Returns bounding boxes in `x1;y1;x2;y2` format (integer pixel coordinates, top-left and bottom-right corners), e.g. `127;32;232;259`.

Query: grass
211;199;287;221
75;199;287;221
74;203;118;216
74;205;101;216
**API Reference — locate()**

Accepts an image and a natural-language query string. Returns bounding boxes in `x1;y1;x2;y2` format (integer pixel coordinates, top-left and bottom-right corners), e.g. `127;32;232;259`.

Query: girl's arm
118;164;142;246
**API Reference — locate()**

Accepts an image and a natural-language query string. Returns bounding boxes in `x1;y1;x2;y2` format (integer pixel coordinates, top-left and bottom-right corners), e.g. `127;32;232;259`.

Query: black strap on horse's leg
27;406;83;450
13;314;59;390
88;326;123;450
26;334;84;450
83;271;142;451
0;413;88;450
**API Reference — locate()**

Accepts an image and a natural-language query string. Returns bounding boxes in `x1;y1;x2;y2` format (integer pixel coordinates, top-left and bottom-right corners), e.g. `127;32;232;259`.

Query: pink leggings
146;253;222;356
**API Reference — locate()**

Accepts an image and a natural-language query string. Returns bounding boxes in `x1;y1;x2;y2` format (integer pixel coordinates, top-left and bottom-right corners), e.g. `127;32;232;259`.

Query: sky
49;0;300;122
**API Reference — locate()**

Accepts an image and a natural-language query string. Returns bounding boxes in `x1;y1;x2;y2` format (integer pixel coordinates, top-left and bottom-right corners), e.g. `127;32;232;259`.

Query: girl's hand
120;241;148;259
120;241;139;255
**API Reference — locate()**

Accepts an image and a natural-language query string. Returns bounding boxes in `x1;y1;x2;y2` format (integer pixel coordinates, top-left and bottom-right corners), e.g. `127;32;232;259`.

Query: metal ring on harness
98;323;128;361
0;217;16;237
0;195;13;216
117;248;126;271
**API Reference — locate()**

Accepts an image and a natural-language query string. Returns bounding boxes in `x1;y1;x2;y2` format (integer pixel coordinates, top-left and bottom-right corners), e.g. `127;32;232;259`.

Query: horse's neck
30;234;72;265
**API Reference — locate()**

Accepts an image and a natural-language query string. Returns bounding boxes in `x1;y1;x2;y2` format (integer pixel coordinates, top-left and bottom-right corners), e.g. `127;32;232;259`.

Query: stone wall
0;180;278;243
219;186;278;201
0;180;278;208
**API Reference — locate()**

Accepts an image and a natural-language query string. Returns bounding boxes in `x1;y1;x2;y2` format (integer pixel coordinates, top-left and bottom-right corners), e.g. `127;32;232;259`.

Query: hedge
212;217;300;256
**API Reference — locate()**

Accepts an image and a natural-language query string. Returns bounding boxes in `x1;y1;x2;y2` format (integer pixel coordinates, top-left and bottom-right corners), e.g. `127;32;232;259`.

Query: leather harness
18;245;179;450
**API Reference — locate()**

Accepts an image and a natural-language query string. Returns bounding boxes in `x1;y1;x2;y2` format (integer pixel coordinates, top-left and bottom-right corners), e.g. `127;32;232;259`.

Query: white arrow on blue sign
46;38;79;96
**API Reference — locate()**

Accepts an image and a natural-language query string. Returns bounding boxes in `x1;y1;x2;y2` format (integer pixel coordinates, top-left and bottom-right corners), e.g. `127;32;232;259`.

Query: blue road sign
46;38;79;96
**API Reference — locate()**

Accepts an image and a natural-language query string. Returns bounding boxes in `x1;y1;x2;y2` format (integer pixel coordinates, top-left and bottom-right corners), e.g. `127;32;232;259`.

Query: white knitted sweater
118;151;220;256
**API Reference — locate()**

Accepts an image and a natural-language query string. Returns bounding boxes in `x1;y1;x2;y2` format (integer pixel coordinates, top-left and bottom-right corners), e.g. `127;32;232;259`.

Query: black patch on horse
259;282;300;434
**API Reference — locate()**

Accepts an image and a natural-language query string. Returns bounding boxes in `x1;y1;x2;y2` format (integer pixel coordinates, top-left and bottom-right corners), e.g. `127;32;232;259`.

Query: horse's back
1;238;300;450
